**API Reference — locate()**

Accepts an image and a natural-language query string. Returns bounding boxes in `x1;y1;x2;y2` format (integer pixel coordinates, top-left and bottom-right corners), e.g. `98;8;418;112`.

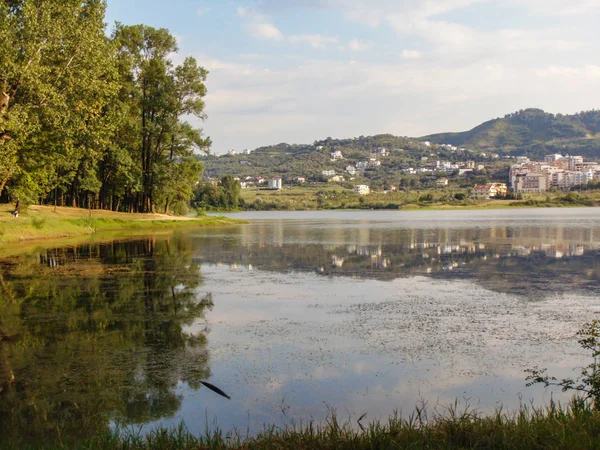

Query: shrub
31;217;46;230
527;320;600;409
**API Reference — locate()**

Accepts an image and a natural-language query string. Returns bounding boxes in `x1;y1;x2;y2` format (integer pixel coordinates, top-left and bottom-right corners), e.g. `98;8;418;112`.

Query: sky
105;0;600;154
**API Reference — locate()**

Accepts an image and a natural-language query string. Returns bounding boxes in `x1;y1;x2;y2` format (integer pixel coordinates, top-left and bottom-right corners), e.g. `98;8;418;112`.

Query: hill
201;109;600;185
421;108;600;158
201;134;476;186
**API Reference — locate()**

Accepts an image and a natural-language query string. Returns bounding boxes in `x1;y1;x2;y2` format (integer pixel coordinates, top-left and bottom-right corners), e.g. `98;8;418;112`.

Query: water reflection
0;237;212;448
192;217;600;297
2;210;600;445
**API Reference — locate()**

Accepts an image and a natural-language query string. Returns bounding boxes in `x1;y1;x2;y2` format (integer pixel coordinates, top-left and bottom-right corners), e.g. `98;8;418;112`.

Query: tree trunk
0;165;15;198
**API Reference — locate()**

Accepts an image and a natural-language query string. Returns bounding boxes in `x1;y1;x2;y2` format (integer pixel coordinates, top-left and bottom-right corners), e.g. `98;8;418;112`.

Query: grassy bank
240;186;600;211
0;204;243;246
13;400;600;450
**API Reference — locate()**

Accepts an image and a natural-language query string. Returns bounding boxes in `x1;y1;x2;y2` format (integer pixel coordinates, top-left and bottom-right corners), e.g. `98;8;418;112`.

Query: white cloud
401;49;422;59
536;65;600;79
253;0;483;26
514;0;600;15
347;39;373;51
196;6;210;16
187;0;600;152
239;53;269;60
246;23;285;41
194;48;600;153
289;34;338;48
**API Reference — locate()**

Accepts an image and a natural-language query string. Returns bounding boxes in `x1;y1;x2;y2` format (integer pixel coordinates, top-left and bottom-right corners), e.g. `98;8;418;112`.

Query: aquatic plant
527;320;600;409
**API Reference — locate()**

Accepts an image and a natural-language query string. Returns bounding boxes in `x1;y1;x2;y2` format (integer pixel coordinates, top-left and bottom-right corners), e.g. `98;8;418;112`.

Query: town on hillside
202;139;599;200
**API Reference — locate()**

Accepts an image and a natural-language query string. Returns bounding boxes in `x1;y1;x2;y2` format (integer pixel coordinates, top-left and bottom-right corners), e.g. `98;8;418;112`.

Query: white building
330;150;344;160
346;165;357;175
322;169;336;177
514;173;547;193
471;183;507;199
567;156;584;170
368;158;381;168
544;154;563;163
354;185;370;195
510;155;596;191
268;177;282;190
356;161;368;171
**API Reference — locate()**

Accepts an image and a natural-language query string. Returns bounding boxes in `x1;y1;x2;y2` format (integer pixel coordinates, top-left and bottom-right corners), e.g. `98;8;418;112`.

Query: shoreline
0;205;244;250
221;202;598;213
238;186;600;211
13;400;600;449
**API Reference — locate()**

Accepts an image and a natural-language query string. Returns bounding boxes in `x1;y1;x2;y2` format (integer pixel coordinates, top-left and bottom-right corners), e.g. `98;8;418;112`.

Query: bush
31;217;46;229
527;320;600;409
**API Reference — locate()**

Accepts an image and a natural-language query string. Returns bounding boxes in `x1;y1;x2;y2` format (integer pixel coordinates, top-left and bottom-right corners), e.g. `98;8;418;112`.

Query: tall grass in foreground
11;399;600;450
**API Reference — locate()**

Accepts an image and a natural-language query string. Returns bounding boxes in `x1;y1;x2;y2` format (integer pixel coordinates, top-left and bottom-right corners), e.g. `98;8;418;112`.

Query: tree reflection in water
0;236;212;448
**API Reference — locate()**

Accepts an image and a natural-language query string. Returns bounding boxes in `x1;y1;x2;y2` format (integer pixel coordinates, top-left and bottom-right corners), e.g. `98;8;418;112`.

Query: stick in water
200;381;231;399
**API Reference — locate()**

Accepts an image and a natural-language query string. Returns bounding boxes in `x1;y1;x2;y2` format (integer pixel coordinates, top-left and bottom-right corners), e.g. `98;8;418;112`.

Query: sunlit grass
0;204;243;246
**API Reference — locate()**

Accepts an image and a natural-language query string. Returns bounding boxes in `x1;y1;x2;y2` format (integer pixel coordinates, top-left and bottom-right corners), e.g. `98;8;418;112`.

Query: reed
12;399;600;450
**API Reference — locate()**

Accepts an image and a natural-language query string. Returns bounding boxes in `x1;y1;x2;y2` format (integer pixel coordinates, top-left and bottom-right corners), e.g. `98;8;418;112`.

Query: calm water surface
2;208;600;446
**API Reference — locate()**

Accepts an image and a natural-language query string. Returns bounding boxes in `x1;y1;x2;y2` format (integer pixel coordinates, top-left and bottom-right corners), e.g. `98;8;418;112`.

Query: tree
0;0;118;203
0;5;210;214
111;24;209;213
220;175;241;210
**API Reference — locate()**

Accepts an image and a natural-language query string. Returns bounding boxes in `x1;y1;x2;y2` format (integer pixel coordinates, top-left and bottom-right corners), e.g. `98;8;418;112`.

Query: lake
2;208;600;446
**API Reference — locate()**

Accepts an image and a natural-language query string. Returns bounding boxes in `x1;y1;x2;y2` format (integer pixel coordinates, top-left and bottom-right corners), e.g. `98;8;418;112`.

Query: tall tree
0;0;118;203
111;24;209;213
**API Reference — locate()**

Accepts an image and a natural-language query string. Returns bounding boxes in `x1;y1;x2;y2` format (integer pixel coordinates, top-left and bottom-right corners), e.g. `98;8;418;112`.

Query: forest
0;0;209;214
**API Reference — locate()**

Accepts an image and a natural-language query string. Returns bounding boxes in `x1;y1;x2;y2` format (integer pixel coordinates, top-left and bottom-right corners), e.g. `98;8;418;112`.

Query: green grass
11;400;600;450
0;204;244;247
239;185;600;211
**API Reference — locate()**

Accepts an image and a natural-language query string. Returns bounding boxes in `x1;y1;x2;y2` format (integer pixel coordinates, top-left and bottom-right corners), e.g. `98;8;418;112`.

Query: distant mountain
420;108;600;157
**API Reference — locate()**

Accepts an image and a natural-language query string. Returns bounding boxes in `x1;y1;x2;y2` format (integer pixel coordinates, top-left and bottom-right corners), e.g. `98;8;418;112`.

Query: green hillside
421;108;600;157
201;109;600;184
201;134;474;184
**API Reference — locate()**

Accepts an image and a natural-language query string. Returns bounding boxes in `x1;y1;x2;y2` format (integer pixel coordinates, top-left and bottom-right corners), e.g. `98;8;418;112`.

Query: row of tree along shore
191;180;600;212
1;1;208;215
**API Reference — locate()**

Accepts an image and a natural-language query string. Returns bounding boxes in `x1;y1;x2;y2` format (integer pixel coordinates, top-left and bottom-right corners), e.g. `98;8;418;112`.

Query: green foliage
0;238;214;447
30;216;45;230
0;2;210;214
422;108;600;157
510;193;595;207
192;176;242;211
527;320;600;410
15;400;600;449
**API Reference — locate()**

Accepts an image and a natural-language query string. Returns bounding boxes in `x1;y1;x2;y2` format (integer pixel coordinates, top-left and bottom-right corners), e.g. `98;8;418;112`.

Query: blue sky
105;0;600;154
